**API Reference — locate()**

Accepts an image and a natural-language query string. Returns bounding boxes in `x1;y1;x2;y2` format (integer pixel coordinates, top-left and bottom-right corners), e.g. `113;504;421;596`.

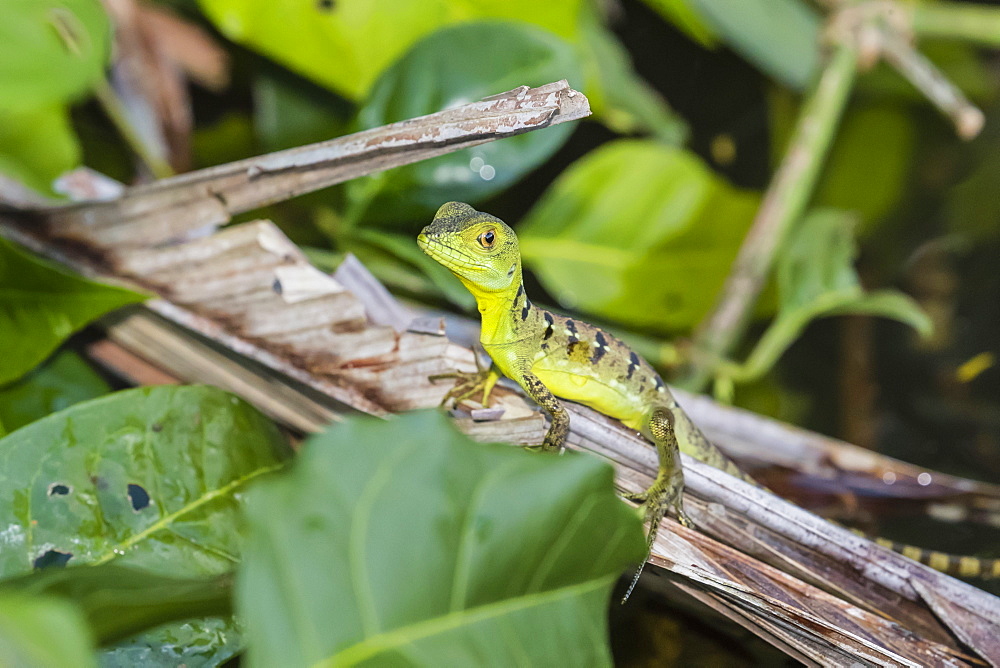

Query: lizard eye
478;230;496;248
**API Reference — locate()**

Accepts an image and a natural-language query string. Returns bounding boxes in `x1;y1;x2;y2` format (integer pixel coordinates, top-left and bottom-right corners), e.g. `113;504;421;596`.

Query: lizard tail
672;405;1000;579
869;534;1000;578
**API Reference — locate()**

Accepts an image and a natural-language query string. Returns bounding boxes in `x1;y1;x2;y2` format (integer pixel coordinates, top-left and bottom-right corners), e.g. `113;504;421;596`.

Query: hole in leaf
34;549;72;569
317;0;335;11
48;483;71;496
151;423;163;433
127;484;151;511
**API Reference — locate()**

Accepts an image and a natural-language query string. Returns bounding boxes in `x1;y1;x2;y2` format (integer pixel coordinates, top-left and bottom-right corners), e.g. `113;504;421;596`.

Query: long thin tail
671;405;1000;579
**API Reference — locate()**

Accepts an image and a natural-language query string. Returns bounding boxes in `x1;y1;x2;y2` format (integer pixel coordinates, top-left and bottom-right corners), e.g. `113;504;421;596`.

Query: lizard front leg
430;356;502;407
519;371;570;452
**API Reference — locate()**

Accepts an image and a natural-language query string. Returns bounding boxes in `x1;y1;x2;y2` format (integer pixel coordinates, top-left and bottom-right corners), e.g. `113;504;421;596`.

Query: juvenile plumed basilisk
418;201;1000;583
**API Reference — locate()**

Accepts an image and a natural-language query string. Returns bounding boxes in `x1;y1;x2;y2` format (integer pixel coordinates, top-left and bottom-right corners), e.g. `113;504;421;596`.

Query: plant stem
681;43;858;391
93;78;174;180
911;1;1000;47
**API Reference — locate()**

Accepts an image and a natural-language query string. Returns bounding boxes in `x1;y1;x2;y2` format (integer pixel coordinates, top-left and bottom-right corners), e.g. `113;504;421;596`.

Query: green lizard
418;201;1000;582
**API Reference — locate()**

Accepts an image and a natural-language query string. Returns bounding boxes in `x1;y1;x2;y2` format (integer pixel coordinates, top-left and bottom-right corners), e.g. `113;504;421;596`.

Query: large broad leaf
0;105;81;196
197;0;582;101
728;209;931;384
0;385;291;665
666;0;821;90
0;0;110;109
0;349;111;435
237;411;645;667
519;139;760;333
347;21;580;224
0;238;146;385
0;593;96;668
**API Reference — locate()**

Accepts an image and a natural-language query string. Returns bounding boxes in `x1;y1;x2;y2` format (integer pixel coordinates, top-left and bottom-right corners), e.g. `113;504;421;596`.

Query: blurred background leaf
0;349;111;435
0;0;110;110
0;106;81;196
196;0;583;101
0;239;146;385
0;0;110;194
729;209;931;384
647;0;820;90
0;594;96;668
346;21;581;225
519;139;759;333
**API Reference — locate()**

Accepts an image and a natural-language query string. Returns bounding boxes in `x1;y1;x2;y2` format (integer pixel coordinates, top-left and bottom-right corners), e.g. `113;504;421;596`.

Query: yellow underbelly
531;365;647;432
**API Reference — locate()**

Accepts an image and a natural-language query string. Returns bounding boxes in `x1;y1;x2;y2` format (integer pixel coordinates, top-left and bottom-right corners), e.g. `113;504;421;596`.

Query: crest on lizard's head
417;202;521;292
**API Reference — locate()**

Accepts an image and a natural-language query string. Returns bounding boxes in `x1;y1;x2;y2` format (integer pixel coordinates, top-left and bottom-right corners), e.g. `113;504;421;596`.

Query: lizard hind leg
622;406;691;602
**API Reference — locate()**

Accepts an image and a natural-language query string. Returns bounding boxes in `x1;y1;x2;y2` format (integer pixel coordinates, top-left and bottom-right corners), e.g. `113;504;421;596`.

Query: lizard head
418;201;522;293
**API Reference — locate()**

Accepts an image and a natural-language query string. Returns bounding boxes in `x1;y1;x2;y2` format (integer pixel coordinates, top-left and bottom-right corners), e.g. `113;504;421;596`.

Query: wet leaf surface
0;385;290;665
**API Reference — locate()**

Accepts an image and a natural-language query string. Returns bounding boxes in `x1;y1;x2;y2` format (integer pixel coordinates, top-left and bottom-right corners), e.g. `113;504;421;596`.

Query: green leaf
770;94;916;237
348;21;581;224
0;0;110;109
640;0;718;47
0;104;82;196
197;0;583;101
0;565;231;649
0;349;111;435
0;593;96;668
0;385;291;665
253;70;351;153
0;238;146;385
237;411;645;667
577;10;688;145
731;209;931;382
519;139;760;333
681;0;821;90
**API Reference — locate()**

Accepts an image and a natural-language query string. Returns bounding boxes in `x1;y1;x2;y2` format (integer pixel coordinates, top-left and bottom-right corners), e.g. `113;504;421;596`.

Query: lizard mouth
417;234;487;274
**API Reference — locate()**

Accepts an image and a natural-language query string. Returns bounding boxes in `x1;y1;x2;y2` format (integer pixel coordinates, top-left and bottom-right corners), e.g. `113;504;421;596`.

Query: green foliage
0;349;111;435
347;21;580;224
0;593;96;668
770;93;917;237
640;0;717;47
721;209;931;389
0;0;110;109
253;70;350;153
197;0;583;101
0;238;146;386
657;0;821;90
0;0;108;194
0;105;81;196
0;385;291;664
0;565;231;649
519;140;759;333
237;411;644;667
577;11;688;145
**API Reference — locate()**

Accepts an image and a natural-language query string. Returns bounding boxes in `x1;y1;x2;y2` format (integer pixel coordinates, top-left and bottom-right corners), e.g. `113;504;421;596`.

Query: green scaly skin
418;202;1000;581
